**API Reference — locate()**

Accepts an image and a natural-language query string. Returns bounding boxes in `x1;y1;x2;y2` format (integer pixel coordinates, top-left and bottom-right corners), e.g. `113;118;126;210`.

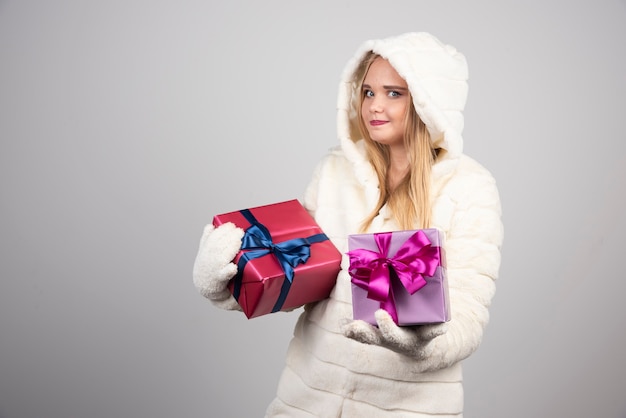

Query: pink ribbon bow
347;230;440;324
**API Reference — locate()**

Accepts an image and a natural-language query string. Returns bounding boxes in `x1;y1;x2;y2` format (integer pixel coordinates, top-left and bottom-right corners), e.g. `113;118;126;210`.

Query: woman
194;32;503;417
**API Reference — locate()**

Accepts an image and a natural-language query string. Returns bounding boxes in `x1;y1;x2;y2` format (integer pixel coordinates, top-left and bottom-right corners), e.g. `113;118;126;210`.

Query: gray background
1;1;625;417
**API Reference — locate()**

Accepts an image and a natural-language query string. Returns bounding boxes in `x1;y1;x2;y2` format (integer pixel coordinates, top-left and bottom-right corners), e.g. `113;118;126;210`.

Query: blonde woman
194;32;503;417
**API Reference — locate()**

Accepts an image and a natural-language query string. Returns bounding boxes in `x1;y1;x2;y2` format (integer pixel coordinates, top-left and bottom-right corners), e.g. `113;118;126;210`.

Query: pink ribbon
347;230;440;324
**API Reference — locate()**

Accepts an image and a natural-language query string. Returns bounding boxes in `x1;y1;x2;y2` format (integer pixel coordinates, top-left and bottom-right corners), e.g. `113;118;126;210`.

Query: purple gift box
347;229;450;326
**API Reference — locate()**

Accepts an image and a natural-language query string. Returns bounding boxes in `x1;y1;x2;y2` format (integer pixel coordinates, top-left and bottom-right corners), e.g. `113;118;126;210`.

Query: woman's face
360;57;410;148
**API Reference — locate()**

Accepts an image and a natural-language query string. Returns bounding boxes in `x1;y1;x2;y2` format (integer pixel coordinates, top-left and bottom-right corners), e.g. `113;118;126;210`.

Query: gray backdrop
1;1;625;417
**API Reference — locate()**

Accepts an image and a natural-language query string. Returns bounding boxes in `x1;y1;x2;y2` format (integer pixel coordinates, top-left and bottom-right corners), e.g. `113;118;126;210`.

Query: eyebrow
362;84;409;91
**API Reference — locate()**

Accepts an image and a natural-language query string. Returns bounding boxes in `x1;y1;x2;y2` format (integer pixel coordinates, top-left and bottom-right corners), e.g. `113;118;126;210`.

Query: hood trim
336;32;469;190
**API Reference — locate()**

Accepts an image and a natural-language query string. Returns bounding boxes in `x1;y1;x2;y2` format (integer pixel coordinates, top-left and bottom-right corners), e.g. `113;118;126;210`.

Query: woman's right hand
192;222;245;310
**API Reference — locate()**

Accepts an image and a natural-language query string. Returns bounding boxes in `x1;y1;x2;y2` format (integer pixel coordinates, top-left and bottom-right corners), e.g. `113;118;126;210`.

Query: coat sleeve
421;162;504;371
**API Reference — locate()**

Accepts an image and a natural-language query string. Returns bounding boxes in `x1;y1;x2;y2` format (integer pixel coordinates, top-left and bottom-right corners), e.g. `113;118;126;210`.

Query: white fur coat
264;32;503;417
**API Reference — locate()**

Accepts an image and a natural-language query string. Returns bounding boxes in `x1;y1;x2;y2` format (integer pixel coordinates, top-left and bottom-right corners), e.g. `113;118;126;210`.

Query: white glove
192;222;245;310
342;309;448;359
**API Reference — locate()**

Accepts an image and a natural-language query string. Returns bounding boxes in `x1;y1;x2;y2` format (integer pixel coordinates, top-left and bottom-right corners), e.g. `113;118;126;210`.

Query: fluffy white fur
265;32;504;417
192;222;244;311
342;309;448;359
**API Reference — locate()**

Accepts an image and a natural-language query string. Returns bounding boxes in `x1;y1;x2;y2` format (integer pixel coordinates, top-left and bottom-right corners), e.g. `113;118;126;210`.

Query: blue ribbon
232;209;329;313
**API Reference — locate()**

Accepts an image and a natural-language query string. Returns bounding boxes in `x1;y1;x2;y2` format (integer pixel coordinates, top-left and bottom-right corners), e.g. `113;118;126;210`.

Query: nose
369;97;383;114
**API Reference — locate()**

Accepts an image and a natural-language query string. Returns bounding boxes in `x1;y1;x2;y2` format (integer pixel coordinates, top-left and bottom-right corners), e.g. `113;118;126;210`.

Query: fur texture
193;222;244;311
342;309;448;358
264;32;504;417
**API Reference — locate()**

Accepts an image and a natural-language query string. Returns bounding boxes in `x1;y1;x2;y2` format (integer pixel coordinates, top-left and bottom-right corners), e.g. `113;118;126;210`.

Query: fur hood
335;32;469;187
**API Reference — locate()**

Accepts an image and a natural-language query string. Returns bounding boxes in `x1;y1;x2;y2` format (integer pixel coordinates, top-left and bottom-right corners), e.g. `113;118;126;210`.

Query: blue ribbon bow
232;209;328;313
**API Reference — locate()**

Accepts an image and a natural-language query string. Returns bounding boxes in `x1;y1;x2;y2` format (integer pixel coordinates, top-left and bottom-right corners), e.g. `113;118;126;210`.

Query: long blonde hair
356;52;436;231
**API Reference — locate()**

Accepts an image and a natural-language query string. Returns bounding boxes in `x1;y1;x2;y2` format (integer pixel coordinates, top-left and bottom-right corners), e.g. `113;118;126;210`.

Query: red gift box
213;199;341;319
347;229;450;326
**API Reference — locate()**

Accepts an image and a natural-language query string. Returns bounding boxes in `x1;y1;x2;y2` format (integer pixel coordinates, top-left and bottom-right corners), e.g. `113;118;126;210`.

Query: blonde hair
355;52;436;231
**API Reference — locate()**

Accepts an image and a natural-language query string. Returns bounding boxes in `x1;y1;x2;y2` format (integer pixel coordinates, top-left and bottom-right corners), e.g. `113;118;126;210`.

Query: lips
370;120;388;126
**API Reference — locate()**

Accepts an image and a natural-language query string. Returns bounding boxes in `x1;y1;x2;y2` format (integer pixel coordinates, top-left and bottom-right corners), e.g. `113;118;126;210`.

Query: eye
388;90;401;97
363;89;374;98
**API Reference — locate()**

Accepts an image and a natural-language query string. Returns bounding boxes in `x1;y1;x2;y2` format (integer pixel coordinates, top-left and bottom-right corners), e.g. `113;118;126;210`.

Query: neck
388;145;409;190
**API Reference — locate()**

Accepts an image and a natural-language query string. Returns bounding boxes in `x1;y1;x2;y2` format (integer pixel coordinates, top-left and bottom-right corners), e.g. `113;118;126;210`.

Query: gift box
213;199;341;319
347;229;450;326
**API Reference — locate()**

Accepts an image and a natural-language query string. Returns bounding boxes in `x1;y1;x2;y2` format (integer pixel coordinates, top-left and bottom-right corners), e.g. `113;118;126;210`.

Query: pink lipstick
370;120;388;126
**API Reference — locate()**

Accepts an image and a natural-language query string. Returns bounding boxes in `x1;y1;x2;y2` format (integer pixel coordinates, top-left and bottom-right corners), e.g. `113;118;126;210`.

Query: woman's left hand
342;309;448;359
